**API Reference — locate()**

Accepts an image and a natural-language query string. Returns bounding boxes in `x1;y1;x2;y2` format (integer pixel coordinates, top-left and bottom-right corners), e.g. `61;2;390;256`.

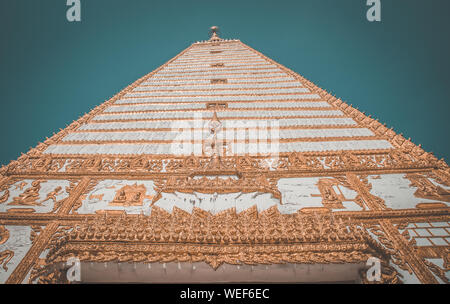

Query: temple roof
0;28;449;285
39;28;403;158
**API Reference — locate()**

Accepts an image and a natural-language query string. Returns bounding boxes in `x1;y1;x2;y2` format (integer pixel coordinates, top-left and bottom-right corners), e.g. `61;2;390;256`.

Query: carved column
57;177;91;215
345;173;385;210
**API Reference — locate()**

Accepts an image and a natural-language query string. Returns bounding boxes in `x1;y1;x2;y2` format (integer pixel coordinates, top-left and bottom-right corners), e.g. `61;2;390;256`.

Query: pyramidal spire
209;26;222;42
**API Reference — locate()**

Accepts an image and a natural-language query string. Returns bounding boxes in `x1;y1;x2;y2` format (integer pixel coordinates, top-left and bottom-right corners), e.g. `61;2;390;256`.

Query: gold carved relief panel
0;179;78;214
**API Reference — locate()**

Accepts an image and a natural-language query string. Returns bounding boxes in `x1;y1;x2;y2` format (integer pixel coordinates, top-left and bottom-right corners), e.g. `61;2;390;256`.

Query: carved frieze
1;148;442;177
152;175;281;205
28;207;397;283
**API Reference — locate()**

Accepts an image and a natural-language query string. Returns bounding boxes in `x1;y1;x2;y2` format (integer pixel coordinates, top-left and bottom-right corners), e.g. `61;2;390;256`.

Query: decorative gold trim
377;220;439;283
28;206;398;283
3;149;441;178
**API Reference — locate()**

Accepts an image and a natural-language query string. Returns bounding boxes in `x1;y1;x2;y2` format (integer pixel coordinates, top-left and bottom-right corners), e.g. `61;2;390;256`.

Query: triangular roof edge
0;36;448;175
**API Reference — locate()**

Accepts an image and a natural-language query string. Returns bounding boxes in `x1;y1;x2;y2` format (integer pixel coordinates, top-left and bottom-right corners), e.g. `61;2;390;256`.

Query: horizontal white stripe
186;49;249;54
187;48;247;54
191;43;242;49
172;58;267;64
163;62;275;69
142;77;296;85
125;88;310;97
63;128;374;142
227;101;331;109
156;68;282;76
93;110;343;121
182;51;255;57
167;60;269;67
78;118;358;131
175;54;261;60
186;48;250;52
106;103;208;112
134;82;303;90
151;72;286;80
115;94;321;104
105;101;331;112
44;140;392;155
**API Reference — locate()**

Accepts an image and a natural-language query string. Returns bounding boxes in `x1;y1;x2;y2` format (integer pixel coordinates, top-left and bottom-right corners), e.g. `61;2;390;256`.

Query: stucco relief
75;180;156;215
0;179;74;213
405;173;450;203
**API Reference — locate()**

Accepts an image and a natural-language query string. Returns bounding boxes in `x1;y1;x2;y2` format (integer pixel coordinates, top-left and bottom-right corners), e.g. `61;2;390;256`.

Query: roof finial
209;26;221;41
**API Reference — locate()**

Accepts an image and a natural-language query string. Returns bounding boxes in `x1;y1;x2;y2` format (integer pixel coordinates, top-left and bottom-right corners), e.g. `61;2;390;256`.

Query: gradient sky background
0;0;449;166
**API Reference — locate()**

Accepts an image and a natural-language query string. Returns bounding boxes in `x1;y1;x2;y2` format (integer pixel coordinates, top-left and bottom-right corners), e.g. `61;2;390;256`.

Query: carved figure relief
0;179;77;214
312;179;345;209
311;178;362;210
8;180;44;206
406;173;450;203
109;184;148;206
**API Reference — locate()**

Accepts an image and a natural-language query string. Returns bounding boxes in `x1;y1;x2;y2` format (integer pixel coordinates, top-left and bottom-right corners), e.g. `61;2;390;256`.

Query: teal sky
0;0;449;166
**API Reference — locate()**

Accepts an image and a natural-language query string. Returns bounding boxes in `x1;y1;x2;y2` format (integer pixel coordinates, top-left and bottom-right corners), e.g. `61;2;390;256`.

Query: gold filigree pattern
2;148;443;177
27;207;397;283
